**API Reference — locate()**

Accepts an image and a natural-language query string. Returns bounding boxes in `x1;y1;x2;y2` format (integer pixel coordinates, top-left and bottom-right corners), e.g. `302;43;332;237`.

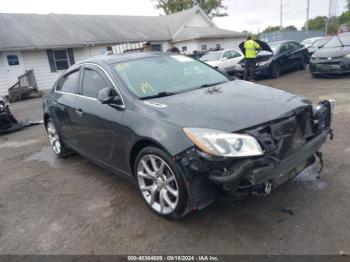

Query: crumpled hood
313;46;350;58
136;80;311;132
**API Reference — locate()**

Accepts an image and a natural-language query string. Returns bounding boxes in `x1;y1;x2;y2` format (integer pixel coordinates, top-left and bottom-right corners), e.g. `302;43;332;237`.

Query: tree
339;11;350;25
347;0;350;11
305;16;327;30
152;0;228;18
262;26;281;33
283;25;298;31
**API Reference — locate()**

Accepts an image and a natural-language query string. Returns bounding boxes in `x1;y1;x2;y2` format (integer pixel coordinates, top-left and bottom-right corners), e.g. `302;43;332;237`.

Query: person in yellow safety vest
243;36;261;81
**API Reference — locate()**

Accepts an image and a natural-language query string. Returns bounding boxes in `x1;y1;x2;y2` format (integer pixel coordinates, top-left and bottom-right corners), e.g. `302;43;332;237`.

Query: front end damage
175;100;334;211
0;97;21;134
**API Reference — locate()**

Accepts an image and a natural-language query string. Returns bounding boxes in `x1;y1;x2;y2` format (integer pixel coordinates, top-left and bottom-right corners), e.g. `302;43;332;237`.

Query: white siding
21;50;61;91
171;40;198;54
187;13;211;27
74;45;109;62
0;53;9;95
19;45;109;92
161;41;172;52
197;37;246;52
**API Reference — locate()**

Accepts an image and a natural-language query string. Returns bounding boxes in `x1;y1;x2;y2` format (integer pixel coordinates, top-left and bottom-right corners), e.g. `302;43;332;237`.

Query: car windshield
113;55;229;98
324;34;350;47
311;38;330;48
301;38;315;46
268;42;283;53
200;52;222;61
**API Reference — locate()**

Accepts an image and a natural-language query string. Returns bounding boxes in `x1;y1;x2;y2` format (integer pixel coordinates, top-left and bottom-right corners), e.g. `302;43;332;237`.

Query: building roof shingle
0;7;244;51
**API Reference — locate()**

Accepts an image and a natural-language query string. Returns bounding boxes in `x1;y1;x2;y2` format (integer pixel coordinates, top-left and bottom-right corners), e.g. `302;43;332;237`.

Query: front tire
134;147;188;219
298;57;307;70
46;118;71;158
271;63;281;78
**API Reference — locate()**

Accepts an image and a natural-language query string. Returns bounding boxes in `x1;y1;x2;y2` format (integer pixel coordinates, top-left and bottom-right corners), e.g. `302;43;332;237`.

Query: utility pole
305;0;310;34
280;0;283;31
325;0;332;36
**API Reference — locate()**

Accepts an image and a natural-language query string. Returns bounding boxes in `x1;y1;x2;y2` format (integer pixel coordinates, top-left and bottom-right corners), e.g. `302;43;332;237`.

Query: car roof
268;40;291;44
302;37;322;41
76;52;170;66
205;50;224;53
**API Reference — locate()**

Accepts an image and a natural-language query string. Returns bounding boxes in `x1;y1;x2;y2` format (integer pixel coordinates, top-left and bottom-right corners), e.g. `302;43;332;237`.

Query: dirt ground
0;69;349;255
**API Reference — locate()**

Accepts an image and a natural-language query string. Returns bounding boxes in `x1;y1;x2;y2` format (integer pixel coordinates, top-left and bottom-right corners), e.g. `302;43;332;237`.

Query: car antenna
336;33;344;47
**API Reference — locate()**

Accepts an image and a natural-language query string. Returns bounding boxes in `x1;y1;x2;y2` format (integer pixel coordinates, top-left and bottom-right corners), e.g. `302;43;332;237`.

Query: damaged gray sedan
43;53;334;219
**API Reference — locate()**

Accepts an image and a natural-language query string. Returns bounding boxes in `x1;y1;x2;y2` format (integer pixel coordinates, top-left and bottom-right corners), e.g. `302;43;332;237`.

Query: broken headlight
257;59;272;67
183;128;264;157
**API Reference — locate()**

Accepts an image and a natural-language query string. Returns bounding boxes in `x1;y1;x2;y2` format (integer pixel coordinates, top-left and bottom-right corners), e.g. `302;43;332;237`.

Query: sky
0;0;347;33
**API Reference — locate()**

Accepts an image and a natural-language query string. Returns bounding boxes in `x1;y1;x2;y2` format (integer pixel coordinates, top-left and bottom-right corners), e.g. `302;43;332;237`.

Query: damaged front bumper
176;100;334;211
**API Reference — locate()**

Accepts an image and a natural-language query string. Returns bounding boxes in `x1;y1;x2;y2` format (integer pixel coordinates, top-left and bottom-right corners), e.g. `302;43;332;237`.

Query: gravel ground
0;69;349;255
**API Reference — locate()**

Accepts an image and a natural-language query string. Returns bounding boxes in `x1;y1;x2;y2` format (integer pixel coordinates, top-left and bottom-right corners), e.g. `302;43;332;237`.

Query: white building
0;7;246;95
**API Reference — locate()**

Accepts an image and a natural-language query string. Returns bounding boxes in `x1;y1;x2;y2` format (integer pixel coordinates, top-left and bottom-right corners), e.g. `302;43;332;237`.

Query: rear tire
134;146;188;219
46;118;72;158
271;63;281;78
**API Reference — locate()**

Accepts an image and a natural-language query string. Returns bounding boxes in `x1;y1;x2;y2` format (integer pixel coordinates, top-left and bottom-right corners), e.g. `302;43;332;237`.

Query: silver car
200;49;243;73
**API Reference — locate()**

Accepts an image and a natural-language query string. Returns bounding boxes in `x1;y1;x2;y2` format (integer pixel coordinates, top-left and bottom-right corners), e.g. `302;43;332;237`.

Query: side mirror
98;87;121;105
222;57;228;61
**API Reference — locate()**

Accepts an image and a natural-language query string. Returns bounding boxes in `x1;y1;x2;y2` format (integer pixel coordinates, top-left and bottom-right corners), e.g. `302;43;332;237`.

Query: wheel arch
43;113;50;128
129;138;172;177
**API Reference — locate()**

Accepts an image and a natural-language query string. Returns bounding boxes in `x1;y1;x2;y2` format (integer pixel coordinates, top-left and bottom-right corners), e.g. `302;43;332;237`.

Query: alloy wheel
47;122;61;154
137;155;179;215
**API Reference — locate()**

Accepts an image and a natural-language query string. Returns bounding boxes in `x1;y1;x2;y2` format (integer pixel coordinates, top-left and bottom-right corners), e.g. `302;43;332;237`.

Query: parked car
200;49;243;73
0;96;20;134
307;37;332;57
301;37;323;48
235;40;309;79
309;33;350;77
43;53;334;219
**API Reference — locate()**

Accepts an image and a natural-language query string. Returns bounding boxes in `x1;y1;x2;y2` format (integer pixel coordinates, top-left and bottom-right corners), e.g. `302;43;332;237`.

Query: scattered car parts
0;96;43;135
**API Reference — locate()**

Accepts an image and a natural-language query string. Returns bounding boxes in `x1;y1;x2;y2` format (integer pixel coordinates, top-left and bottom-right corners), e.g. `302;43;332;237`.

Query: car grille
312;56;344;63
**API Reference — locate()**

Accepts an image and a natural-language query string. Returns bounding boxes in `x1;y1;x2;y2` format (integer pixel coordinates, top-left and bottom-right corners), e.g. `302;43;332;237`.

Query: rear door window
56;69;80;94
81;68;108;99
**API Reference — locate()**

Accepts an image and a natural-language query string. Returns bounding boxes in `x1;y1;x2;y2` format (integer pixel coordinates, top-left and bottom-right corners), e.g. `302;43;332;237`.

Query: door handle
76;108;83;117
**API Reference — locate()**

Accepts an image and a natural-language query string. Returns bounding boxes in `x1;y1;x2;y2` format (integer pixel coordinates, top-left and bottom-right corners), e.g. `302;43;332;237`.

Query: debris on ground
279;207;294;216
0;96;43;135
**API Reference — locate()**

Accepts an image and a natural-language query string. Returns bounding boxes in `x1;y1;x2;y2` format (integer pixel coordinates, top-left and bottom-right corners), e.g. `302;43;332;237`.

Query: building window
182;46;187;53
216;44;221;50
150;44;162;52
201;45;207;51
47;49;75;73
7;55;19;66
53;50;70;70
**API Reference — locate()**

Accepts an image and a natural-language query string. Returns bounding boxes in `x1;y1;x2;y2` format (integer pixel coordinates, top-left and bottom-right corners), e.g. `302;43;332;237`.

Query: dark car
43;53;334;219
0;97;21;134
307;37;332;58
309;33;350;77
235;40;309;79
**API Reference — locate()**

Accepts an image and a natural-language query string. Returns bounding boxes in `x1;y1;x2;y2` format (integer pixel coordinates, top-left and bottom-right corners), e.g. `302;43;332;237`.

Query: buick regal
43;53;334;219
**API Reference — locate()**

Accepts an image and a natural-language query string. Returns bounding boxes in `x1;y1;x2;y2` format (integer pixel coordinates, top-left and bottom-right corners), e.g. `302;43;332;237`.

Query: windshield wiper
336;34;345;47
197;81;228;89
140;91;177;100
